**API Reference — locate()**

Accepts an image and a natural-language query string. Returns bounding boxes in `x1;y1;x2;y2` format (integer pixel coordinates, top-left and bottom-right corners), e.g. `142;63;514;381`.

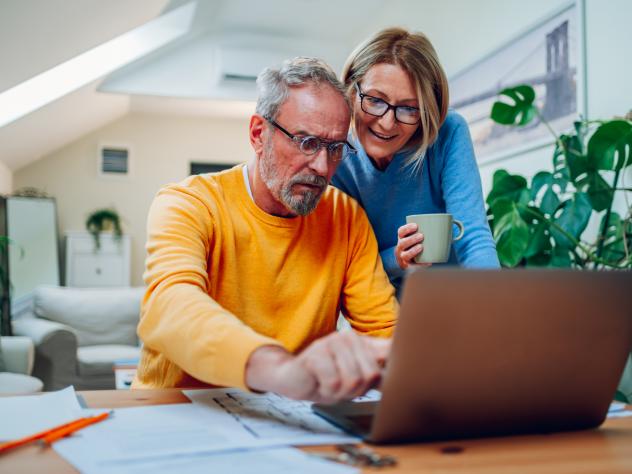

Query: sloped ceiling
0;0;169;92
0;0;568;172
0;0;168;171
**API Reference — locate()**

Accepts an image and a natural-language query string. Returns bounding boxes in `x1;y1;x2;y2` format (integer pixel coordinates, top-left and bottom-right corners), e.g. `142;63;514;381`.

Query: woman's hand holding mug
395;223;432;270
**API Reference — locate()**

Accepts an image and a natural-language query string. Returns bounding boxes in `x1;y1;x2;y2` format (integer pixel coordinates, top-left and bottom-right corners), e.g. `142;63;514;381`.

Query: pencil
42;412;110;444
0;412;110;454
0;418;83;453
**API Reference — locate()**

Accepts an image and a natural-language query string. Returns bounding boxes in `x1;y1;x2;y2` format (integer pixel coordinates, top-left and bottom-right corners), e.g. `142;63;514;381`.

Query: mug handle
453;220;465;241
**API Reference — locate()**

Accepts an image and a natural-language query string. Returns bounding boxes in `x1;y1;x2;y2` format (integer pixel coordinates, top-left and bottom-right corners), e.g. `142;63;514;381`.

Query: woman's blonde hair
342;27;449;165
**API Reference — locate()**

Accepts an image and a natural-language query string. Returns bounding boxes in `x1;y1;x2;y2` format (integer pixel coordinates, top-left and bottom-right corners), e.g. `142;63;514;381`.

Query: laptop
313;269;632;444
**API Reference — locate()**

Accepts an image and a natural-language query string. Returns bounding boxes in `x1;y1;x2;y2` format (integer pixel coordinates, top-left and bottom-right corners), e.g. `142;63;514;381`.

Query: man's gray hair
255;57;350;119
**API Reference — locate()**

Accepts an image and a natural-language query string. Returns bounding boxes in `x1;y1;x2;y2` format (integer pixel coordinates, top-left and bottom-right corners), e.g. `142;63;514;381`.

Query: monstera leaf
599;212;631;263
486;170;529;207
556;133;588;183
588;120;632;171
551;147;570;193
530;172;560;216
524;220;553;266
491;85;537;126
550;193;592;249
492;201;529;267
575;171;614;212
550;245;573;267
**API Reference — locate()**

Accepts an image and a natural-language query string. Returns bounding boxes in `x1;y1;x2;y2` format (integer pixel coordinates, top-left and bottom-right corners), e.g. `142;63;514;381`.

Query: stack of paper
0;386;105;440
17;387;362;473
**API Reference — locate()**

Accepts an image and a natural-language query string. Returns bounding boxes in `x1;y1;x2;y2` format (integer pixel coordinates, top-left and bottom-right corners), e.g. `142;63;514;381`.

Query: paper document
184;388;359;445
52;403;357;473
0;386;88;440
54;403;263;464
608;401;632;418
58;446;357;474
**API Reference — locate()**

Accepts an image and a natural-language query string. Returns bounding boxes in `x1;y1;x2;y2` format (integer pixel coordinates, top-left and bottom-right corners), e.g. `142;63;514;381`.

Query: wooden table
2;389;632;473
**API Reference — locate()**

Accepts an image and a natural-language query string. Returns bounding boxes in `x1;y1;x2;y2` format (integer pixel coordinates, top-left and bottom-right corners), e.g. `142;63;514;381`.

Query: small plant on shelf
85;208;123;251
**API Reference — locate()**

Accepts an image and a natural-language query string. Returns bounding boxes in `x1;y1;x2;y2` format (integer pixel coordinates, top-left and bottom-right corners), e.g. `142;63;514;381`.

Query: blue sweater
332;111;499;293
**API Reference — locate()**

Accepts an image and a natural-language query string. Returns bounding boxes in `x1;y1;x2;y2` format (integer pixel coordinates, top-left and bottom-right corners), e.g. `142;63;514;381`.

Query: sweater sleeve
379;246;406;281
341;207;398;336
440;115;500;268
137;185;282;390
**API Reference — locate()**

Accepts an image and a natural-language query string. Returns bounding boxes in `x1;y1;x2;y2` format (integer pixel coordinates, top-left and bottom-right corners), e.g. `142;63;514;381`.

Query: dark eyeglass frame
263;115;356;162
355;83;421;125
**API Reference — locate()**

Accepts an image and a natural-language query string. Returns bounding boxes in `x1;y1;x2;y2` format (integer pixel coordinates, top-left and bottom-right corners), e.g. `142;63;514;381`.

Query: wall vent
100;147;129;175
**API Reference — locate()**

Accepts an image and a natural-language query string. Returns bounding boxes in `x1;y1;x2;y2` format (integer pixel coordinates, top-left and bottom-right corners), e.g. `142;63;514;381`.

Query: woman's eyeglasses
356;83;420;125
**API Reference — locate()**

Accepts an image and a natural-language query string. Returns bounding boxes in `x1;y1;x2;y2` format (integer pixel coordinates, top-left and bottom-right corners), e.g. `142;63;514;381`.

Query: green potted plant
486;84;631;269
0;236;24;336
85;208;123;251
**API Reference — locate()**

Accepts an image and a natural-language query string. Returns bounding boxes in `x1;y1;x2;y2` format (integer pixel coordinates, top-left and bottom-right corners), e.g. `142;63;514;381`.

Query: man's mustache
289;174;327;191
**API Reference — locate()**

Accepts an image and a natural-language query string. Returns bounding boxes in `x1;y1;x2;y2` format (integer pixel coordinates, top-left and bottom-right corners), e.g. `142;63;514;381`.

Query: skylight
0;2;196;129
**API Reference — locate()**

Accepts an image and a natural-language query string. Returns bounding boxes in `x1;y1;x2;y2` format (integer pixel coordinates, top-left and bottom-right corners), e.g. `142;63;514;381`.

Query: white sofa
12;286;143;391
0;336;44;394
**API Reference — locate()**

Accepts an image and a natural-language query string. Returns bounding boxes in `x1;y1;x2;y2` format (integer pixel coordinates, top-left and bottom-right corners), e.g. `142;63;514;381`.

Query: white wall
0;160;12;194
14;114;251;285
584;0;632;225
364;0;570;77
584;0;632;119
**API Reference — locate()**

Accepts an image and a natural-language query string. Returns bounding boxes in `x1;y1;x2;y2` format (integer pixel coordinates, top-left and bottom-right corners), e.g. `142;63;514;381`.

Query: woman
332;27;499;294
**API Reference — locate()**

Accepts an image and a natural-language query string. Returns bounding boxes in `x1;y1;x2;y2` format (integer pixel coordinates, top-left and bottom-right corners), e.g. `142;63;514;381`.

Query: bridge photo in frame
449;1;585;163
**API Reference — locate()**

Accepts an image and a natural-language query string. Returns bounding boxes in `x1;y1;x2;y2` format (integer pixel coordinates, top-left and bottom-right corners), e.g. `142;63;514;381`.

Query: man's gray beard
260;145;327;216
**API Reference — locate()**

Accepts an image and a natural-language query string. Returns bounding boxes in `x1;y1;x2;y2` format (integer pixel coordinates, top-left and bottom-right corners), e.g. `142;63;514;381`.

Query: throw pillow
34;286;144;347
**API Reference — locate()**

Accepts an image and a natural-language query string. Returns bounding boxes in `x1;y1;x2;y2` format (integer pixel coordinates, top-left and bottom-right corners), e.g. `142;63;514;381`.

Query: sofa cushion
619;353;632;403
34;286;144;347
0;372;43;394
77;344;141;377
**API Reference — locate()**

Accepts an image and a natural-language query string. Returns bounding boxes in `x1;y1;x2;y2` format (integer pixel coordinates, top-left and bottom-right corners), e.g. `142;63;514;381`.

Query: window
190;162;235;175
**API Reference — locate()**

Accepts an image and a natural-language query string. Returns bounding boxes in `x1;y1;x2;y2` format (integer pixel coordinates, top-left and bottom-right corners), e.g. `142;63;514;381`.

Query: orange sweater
134;165;397;390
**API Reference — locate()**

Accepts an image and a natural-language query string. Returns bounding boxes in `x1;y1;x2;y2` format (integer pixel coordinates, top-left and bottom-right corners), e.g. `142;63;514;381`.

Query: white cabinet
65;231;131;287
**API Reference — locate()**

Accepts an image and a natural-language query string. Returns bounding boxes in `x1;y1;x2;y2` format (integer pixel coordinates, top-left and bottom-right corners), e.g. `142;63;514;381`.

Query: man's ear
249;114;266;157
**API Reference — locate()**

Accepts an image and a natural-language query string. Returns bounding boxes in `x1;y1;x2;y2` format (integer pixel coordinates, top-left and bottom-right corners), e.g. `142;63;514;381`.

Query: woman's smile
369;128;397;141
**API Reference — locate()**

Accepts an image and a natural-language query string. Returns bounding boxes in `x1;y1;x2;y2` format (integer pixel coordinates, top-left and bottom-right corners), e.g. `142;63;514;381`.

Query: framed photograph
449;1;586;164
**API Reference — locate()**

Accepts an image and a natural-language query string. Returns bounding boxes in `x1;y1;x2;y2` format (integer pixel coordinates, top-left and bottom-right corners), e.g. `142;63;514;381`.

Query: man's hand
245;331;391;404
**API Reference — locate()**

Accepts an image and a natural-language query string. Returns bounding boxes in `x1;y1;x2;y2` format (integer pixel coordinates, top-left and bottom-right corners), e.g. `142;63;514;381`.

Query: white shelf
65;231;131;287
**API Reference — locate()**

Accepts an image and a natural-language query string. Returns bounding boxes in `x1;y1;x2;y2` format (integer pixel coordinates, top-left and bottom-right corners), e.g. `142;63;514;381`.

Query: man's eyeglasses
355;83;421;125
263;115;356;162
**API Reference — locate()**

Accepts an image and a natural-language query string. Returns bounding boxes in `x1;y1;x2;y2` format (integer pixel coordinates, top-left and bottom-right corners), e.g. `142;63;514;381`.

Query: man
134;57;397;403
